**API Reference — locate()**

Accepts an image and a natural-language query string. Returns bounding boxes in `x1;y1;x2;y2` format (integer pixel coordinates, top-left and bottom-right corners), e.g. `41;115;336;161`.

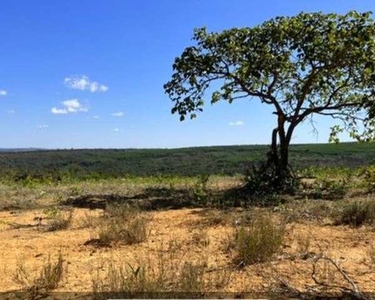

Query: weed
46;208;73;231
333;199;375;227
192;175;210;206
94;203;149;246
361;165;375;192
232;214;285;265
13;252;65;294
178;262;205;293
92;244;230;297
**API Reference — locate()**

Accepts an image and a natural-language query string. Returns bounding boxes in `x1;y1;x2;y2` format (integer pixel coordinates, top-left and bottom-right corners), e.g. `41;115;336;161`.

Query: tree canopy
164;11;375;190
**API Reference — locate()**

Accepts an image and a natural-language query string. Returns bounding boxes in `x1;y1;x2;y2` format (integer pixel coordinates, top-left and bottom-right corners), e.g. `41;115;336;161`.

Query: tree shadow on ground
63;187;196;210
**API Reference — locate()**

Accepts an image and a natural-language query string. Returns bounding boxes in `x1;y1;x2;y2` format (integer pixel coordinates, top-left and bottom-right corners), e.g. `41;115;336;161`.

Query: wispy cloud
64;75;108;93
51;99;88;115
111;111;124;117
36;125;49;129
7;109;15;114
113;128;120;132
228;121;245;126
92;115;100;119
0;90;7;96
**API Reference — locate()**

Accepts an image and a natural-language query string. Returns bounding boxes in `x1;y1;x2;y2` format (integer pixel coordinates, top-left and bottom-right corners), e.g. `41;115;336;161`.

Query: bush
233;214;285;265
333;199;375;227
305;178;349;200
362;165;375;192
192;175;210;206
45;208;73;231
95;203;149;246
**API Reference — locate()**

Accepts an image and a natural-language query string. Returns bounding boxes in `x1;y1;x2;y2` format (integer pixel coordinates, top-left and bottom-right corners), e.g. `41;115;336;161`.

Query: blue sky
1;0;374;148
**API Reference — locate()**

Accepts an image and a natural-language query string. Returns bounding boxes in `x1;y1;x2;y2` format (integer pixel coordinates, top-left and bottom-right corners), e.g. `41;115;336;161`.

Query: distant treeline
0;143;374;182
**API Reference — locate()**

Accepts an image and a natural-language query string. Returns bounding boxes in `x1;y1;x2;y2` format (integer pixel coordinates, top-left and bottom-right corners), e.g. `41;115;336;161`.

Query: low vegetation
95;203;150;246
13;252;66;295
232;214;285;266
2;145;375;298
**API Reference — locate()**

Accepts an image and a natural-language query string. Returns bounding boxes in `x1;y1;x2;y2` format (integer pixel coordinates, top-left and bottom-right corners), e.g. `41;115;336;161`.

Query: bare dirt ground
1;206;375;299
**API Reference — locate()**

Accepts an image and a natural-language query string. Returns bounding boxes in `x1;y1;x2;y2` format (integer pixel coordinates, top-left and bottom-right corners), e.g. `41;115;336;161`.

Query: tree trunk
268;119;295;190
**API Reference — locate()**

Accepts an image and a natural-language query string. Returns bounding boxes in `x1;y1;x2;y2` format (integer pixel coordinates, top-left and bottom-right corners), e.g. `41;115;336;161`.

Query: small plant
92;256;214;297
178;262;205;293
361;165;375;192
13;252;65;294
192;175;210;206
304;178;349;200
233;214;285;265
46;208;73;231
94;203;150;246
333;200;375;227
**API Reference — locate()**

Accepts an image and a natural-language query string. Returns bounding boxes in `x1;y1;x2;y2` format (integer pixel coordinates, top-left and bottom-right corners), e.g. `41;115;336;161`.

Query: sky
0;0;374;149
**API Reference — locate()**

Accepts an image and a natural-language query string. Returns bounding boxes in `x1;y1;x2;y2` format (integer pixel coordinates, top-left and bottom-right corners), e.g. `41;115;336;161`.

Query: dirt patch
0;207;374;298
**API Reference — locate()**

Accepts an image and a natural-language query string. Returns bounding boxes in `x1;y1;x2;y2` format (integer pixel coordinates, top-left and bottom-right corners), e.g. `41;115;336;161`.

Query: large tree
164;11;375;190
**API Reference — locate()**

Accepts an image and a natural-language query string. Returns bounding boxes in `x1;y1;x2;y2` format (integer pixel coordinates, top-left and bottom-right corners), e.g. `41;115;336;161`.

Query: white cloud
51;99;88;115
64;75;108;93
228;121;245;126
113;128;120;132
92;115;100;119
36;125;49;129
0;90;7;96
51;107;68;114
111;111;124;117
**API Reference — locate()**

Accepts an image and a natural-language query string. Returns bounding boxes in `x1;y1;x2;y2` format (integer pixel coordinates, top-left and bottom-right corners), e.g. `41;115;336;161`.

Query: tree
164;11;375;191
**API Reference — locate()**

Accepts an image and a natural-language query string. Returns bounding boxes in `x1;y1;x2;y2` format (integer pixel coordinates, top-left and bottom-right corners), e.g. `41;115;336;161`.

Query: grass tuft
232;214;285;265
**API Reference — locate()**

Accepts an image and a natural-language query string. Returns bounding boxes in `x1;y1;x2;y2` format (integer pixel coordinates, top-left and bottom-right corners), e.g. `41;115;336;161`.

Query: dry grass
367;245;375;264
13;252;65;294
232;214;285;265
92;248;230;298
93;203;150;246
295;232;311;255
191;229;210;247
46;209;73;231
333;199;375;227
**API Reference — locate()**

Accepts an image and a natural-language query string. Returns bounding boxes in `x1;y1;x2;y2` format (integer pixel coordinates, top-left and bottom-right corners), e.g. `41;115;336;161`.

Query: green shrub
192;175;210;206
362;165;375;192
302;178;349;200
233;215;285;265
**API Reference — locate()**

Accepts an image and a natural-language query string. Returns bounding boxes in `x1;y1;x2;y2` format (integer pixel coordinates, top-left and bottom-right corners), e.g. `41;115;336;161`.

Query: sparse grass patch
45;208;73;231
333;199;375;227
232;214;285;265
199;209;229;227
13;252;66;294
92;251;229;298
92;203;150;246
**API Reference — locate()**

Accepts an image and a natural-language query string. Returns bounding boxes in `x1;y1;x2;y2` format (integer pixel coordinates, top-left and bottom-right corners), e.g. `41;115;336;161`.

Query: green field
0;142;374;182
